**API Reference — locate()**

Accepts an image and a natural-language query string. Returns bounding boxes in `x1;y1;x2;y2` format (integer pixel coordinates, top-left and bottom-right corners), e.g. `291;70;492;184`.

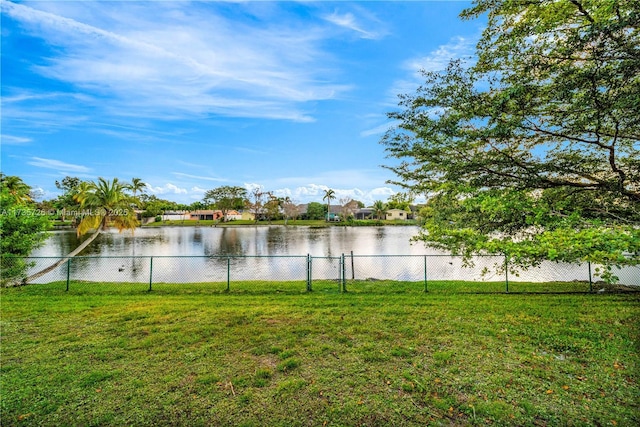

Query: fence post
66;258;71;292
306;254;312;292
588;261;592;293
226;256;231;292
424;255;428;293
341;253;347;293
505;254;509;293
149;257;153;292
351;250;355;280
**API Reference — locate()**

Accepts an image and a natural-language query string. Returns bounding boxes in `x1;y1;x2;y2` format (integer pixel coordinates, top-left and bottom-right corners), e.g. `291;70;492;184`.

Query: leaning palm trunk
20;228;102;285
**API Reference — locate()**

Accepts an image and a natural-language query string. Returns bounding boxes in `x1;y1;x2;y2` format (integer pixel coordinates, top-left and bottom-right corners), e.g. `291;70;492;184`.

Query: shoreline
140;219;419;228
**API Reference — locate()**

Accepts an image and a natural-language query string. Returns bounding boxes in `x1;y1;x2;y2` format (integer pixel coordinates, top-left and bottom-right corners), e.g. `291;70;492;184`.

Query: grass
1;283;639;426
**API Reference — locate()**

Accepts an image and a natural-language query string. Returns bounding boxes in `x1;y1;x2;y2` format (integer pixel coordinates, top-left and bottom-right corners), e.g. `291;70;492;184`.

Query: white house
162;211;191;221
386;209;409;221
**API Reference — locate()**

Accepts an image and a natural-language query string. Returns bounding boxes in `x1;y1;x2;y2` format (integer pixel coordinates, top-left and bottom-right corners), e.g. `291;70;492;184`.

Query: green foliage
305;202;327;220
0;174;51;284
382;0;640;273
322;188;336;221
263;193;284;223
203;186;248;222
372;200;387;220
76;177;139;236
386;192;414;211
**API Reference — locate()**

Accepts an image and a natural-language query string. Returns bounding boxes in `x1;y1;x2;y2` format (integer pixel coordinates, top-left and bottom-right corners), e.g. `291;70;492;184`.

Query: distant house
225;210;242;221
327;206;342;221
355;208;374;220
190;210;223;221
162;211;190;221
386;209;409;221
240;211;255;221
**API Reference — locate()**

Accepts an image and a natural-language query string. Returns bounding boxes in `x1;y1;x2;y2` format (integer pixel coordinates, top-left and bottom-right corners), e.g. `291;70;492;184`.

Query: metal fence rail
11;254;640;294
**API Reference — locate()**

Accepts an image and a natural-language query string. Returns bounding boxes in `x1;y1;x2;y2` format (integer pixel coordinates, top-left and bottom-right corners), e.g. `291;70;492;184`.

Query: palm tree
322;188;336;222
26;177;139;283
0;173;32;203
76;177;139;235
372;200;387;220
127;177;146;204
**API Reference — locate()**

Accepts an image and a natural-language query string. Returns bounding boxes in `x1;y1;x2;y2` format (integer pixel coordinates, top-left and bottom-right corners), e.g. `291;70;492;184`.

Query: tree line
1;174;411;284
5;1;637;285
20;176;413;224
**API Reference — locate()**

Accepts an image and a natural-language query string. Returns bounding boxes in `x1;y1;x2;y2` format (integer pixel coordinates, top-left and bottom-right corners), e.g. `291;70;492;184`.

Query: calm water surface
29;226;638;285
32;225;428;257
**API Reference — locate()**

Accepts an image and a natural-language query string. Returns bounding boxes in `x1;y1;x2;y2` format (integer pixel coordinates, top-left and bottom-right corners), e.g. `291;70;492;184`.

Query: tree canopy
203;186;247;222
305;202;327;220
382;0;640;275
0;174;50;285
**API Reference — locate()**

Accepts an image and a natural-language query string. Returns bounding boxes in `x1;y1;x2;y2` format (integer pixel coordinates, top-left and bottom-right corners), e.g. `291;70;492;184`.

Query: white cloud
27;157;90;173
404;36;475;74
244;183;264;193
360;121;398;138
190;186;207;194
147;183;188;195
389;35;477;100
141;178;405;207
1;134;32;145
2;0;351;122
258;183;398;206
322;10;383;40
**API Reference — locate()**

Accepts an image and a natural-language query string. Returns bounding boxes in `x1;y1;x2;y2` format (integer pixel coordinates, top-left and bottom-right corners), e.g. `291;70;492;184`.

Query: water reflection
28;226;637;285
32;226;426;258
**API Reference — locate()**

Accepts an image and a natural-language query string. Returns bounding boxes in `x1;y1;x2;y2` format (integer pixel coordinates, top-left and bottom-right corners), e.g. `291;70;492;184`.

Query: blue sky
1;0;483;206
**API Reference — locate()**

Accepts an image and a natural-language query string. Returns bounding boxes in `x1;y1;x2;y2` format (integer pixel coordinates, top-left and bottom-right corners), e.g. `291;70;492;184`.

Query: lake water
32;226;429;257
28;226;638;285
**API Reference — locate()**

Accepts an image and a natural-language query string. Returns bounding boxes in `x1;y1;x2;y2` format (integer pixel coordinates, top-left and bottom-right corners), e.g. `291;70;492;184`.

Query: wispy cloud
389;35;477;100
360;121;398;138
234;146;268;156
1;134;32;145
27;157;90;173
1;0;352;122
322;10;385;40
172;172;228;182
404;36;476;74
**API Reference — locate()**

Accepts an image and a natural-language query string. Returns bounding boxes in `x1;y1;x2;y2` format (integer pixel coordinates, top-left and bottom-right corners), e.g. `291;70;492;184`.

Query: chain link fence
8;253;639;294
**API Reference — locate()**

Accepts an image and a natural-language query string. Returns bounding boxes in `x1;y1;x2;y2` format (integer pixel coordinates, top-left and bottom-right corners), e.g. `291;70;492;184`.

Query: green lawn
1;284;638;426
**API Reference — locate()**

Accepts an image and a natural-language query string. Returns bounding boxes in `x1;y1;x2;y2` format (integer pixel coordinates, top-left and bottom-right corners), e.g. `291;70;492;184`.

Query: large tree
25;177;140;283
305;202;327;220
282;197;301;224
0;174;51;285
322;188;336;222
203;186;247;222
247;187;265;223
53;176;82;222
372;200;388;221
382;0;639;277
127;177;147;204
263;192;283;224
